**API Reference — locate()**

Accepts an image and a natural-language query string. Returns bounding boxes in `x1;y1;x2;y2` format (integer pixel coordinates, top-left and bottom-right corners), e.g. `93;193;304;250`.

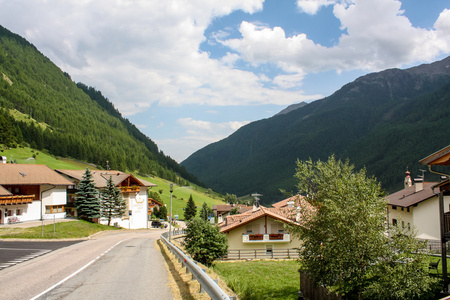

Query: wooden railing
222;248;298;260
0;195;34;205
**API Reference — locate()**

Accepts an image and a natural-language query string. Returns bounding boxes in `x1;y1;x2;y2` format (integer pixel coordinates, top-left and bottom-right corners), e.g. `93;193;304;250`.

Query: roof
0;185;12;196
0;164;73;186
420;145;450;166
149;198;163;206
56;169;156;188
212;204;251;214
219;206;298;233
272;195;304;208
386;182;438;208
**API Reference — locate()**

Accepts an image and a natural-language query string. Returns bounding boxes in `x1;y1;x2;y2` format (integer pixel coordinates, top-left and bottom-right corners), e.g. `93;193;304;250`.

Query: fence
160;232;232;300
300;272;341;300
222;248;298;260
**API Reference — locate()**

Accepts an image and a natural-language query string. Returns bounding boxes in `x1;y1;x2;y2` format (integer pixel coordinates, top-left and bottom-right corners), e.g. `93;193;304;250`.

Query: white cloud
296;0;335;15
220;0;450;75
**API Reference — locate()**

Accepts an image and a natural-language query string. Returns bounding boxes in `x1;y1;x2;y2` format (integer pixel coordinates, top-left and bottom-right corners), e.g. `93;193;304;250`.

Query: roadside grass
0;220;121;239
213;260;300;300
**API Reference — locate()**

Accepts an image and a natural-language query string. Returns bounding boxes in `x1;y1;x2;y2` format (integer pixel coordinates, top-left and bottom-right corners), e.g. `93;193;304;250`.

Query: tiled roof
212;204;251;214
56;169;156;188
272;195;304;208
0;164;73;186
0;185;12;196
386;182;437;208
219;206;299;233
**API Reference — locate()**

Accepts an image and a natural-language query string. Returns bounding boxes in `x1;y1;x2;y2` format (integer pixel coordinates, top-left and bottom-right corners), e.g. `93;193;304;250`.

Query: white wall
41;185;67;220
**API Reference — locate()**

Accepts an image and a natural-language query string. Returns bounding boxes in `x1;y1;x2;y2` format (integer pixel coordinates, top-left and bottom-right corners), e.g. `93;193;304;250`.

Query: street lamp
169;183;173;242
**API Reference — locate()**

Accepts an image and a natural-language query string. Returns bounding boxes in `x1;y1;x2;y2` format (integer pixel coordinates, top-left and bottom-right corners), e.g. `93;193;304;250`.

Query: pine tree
184;194;197;221
75;168;100;222
100;176;125;226
200;202;211;221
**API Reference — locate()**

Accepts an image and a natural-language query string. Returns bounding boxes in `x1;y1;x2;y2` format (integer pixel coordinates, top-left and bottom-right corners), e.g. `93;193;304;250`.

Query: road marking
30;236;136;300
0;249;51;270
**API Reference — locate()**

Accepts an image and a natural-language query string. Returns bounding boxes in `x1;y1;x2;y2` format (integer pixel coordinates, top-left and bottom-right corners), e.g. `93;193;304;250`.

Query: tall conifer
100;176;126;226
184;194;197;221
75;168;100;222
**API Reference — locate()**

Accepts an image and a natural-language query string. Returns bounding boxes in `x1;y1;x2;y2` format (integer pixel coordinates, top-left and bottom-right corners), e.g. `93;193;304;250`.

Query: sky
0;0;449;162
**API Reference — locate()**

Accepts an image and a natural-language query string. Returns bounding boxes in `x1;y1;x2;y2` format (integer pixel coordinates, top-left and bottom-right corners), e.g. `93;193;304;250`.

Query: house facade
0;164;72;224
219;205;302;258
386;171;450;240
56;169;156;229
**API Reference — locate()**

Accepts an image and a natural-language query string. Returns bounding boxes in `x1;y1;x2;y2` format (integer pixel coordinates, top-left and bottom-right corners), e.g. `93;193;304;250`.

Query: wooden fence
300;272;341;300
221;249;298;260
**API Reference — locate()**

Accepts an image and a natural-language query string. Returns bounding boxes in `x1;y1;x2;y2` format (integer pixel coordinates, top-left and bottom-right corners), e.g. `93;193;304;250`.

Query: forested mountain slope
182;56;450;203
0;25;200;185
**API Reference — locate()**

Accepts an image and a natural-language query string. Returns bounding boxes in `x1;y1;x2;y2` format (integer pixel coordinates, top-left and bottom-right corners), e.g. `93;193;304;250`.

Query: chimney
414;178;423;193
404;170;412;188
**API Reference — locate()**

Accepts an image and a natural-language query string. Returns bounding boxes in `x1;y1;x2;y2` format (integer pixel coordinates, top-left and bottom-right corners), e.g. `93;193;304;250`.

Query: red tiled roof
0;164;73;186
212;204;251;214
0;185;12;196
386;182;437;208
272;195;304;208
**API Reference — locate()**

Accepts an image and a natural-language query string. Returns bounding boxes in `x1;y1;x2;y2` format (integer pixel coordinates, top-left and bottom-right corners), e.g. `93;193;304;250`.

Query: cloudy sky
0;0;449;162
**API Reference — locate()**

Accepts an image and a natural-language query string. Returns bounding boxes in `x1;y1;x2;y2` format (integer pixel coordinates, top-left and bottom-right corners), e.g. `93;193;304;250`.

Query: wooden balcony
242;233;290;243
120;186;140;193
0;195;35;205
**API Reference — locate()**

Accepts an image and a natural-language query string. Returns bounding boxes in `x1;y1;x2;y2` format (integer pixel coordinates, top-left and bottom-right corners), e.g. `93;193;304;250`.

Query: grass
213;260;300;300
0;220;121;239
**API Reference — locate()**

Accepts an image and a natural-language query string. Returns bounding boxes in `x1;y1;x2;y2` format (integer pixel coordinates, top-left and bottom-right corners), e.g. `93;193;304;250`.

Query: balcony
120;186;140;193
0;195;34;205
242;233;290;243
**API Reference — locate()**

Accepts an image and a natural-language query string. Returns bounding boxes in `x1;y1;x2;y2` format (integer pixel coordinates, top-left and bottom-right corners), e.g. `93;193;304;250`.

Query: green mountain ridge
0;24;201;186
181;56;450;203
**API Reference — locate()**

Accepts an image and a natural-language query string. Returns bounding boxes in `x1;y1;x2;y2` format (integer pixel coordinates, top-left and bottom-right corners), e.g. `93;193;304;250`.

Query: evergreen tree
199;202;211;221
184;194;197;221
100;176;126;226
75;168;100;222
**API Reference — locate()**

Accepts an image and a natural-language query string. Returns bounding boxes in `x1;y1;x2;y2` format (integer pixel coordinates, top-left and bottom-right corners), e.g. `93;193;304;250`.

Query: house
212;204;252;223
148;197;163;215
56;169;156;229
272;195;304;209
219;203;303;259
0;164;73;224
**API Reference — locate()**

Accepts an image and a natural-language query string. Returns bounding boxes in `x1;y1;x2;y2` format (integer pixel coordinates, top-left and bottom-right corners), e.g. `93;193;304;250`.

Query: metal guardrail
160;231;231;300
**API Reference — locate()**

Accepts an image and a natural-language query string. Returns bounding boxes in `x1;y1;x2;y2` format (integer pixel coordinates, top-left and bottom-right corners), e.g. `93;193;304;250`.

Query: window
392;206;397;210
265;244;273;255
407;207;410;212
7;210;12;216
392;219;397;226
46;205;65;214
16;209;22;216
246;225;253;234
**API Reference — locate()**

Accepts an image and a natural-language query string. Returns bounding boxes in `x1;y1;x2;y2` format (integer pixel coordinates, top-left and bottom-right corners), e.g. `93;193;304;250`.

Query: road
0;229;173;300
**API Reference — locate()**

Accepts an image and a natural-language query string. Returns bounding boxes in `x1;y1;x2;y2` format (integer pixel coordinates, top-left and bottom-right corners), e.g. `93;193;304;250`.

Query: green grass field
0;220;121;239
213;260;300;300
1;146;225;220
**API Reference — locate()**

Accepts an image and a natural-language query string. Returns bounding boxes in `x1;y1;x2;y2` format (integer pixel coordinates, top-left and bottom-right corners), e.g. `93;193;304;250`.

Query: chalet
386;170;447;240
56;169;156;229
219;203;303;259
148;197;163;215
212;204;252;223
0;164;72;224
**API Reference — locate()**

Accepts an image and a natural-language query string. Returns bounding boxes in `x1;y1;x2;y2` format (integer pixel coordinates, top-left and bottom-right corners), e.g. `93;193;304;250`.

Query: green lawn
0;220;121;239
213;260;300;300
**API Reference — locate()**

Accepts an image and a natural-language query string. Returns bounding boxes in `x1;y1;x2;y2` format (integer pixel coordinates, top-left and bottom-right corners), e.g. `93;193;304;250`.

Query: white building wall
41;185;67;220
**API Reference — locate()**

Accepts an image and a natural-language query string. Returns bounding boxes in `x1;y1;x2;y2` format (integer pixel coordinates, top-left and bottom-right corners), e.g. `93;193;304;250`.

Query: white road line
30;236;136;300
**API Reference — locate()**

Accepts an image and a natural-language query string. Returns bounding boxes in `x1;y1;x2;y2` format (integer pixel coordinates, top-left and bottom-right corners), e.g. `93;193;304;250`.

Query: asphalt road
0;240;83;270
0;229;173;300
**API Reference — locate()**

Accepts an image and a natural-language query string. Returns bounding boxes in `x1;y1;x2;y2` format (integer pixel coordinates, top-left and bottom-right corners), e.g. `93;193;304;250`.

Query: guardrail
160;231;232;300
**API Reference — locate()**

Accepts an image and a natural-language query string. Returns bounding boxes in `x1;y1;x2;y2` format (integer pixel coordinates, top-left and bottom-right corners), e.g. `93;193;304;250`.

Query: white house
0;164;72;224
56;169;156;229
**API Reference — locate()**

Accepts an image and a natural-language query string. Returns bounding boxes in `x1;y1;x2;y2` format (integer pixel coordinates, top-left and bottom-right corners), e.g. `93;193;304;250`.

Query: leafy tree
75;168;101;222
229;206;240;215
199;202;211;221
158;205;168;220
148;190;162;203
184;194;197;221
291;155;439;298
183;217;228;266
100;176;126;226
224;193;237;204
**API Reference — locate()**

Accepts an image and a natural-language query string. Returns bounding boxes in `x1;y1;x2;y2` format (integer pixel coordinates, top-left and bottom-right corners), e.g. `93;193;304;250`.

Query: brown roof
56;169;156;188
272;195;304;208
0;185;12;196
212;204;251;214
0;164;73;186
386;182;438;208
219;206;298;233
420;145;450;166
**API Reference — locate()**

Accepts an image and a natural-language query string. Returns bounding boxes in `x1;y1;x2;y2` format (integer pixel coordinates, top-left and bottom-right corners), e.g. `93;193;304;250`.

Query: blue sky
0;0;449;162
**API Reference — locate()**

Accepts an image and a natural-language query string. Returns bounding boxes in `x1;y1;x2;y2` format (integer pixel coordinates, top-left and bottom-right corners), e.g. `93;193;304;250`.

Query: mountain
181;56;450;203
0;25;201;186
